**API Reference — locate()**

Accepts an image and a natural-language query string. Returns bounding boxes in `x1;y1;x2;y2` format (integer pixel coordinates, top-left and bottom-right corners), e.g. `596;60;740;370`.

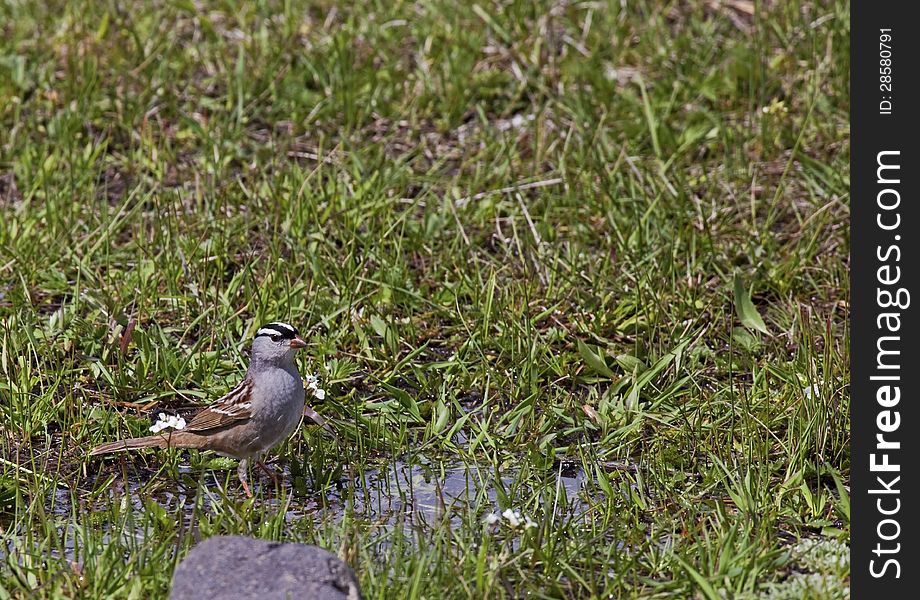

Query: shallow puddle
0;454;606;567
344;459;590;530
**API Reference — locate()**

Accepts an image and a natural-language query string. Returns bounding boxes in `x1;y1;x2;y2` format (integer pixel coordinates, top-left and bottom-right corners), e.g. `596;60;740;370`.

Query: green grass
1;0;849;598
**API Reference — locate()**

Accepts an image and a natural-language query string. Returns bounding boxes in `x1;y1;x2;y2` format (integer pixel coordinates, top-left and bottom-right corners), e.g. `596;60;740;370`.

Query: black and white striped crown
255;321;299;340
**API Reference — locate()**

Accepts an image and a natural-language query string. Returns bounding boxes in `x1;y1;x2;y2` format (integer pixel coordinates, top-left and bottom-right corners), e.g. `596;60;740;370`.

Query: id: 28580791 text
879;29;893;115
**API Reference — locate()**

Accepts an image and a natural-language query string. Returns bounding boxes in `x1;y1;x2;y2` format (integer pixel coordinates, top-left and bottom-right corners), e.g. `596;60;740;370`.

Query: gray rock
170;535;363;600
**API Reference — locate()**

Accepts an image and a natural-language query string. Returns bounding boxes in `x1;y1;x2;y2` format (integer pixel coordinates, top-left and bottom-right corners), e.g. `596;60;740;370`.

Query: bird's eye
270;334;282;342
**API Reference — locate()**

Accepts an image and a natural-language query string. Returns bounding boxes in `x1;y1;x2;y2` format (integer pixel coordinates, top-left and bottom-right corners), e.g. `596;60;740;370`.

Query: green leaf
831;470;850;522
432;399;451;435
199;456;237;471
733;273;768;334
594;464;614;497
369;314;389;338
731;326;760;353
380;382;423;422
577;340;616;379
615;354;647;374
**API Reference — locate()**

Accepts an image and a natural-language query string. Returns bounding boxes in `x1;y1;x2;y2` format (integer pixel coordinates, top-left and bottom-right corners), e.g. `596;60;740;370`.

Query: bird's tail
89;433;189;456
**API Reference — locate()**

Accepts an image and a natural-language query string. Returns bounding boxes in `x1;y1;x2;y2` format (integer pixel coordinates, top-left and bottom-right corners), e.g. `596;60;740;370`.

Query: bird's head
251;321;307;366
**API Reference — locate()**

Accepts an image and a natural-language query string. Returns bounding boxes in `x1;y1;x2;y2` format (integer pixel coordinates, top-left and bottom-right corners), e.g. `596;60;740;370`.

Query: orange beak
289;336;307;349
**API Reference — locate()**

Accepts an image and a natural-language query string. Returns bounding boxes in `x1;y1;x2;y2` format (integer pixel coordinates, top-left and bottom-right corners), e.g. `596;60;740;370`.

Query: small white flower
150;413;186;433
496;508;537;529
150;413;168;433
484;513;501;525
304;373;327;400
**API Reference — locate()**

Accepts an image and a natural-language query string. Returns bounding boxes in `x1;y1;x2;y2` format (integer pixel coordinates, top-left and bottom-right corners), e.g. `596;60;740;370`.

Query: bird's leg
238;459;253;498
256;458;281;487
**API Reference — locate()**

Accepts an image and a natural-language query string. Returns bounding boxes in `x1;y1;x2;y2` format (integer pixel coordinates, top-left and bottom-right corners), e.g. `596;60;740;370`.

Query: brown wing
184;378;254;433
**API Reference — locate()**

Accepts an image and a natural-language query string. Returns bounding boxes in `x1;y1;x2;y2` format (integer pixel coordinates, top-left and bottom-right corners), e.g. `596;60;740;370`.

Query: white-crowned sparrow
90;321;308;497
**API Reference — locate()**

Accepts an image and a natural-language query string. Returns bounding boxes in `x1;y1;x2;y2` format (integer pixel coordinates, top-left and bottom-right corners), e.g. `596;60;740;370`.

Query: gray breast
250;367;306;452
